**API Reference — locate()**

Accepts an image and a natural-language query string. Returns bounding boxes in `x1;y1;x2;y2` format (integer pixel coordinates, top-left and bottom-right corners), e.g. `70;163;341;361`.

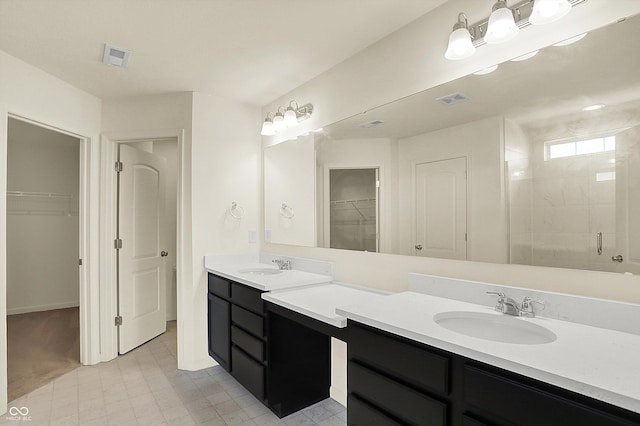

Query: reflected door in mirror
415;157;467;259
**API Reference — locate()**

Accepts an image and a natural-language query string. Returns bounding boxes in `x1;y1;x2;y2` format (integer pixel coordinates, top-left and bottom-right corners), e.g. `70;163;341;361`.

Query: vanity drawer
232;304;264;337
464;364;636;426
348;322;450;395
347;394;403;426
231;282;265;314
231;325;264;362
208;274;230;298
462;414;489;426
231;346;265;401
349;361;446;426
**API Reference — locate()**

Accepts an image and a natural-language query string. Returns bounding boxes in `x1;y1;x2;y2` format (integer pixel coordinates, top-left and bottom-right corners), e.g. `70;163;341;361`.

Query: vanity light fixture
260;102;314;136
272;108;286;131
260;113;276;136
444;0;586;60
445;13;476;60
485;1;519;44
529;0;571;25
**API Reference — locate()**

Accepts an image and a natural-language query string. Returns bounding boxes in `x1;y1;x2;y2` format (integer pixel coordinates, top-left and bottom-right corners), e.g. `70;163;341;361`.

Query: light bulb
529;0;571;25
445;27;475;60
283;107;298;127
260;119;275;136
272;112;285;131
485;2;519;44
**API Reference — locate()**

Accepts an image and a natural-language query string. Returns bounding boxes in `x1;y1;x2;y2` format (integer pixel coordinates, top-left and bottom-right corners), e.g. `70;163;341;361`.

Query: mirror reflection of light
511;50;540;61
582;104;605;111
473;65;499;75
553;33;587;46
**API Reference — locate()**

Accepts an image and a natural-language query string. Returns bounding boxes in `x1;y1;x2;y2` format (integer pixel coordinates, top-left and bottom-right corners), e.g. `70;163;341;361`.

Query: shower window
545;135;615;160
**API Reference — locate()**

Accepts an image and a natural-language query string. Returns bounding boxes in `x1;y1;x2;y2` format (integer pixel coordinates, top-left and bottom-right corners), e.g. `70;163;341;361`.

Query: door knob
415;244;423;250
161;251;169;257
611;254;623;263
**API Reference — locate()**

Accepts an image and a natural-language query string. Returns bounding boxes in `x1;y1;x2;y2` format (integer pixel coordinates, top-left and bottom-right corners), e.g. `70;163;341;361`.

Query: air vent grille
360;120;384;128
436;92;469;106
103;44;131;68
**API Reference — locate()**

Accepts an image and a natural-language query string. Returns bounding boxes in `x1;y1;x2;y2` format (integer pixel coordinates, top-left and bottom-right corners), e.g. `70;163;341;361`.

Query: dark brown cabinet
347;320;640;426
207;273;267;401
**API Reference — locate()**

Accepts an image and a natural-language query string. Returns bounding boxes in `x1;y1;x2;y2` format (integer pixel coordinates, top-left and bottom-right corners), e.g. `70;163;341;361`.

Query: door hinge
115;316;123;326
115;161;123;173
79;258;83;266
114;238;122;249
465;233;468;241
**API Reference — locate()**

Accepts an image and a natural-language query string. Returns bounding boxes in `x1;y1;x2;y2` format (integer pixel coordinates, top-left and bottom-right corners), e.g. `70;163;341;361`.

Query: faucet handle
486;291;506;312
520;296;546;317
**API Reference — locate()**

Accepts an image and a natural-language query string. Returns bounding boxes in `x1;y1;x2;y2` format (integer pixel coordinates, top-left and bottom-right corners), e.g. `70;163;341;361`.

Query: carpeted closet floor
7;307;80;402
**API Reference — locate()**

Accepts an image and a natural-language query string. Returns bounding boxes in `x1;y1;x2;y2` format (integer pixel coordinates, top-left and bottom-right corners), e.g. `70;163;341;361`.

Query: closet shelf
329;198;376;205
8;191;73;199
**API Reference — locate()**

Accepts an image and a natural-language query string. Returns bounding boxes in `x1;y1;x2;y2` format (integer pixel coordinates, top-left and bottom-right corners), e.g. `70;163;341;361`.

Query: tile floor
2;322;347;425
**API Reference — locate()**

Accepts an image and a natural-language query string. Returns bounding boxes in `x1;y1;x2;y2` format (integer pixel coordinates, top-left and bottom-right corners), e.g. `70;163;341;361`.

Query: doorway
5;117;81;401
116;139;178;354
327;168;379;252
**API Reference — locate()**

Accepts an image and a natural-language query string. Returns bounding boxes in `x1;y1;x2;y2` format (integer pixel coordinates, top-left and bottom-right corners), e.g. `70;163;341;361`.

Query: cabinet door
208;293;231;371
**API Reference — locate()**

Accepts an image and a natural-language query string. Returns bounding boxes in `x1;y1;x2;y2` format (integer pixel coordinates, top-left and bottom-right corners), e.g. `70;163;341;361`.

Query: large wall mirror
264;14;640;274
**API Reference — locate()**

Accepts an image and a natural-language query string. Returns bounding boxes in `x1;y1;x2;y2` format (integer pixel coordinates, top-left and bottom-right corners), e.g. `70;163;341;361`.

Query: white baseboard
179;356;216;372
330;386;347;407
7;301;79;315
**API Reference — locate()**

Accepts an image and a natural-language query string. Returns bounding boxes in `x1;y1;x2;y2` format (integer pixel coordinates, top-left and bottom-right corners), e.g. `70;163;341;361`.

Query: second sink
434;311;557;345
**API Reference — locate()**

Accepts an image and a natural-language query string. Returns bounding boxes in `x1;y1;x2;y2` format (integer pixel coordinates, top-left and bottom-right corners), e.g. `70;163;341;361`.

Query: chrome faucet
272;258;292;270
486;291;546;317
519;296;546;318
486;291;520;316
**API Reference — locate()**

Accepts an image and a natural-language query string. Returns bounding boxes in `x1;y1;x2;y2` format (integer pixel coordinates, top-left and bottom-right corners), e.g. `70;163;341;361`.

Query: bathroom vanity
347;320;640;425
205;255;640;425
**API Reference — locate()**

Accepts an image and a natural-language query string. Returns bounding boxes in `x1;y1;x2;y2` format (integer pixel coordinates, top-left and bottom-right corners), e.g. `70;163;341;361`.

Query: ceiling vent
360;120;384;128
436;92;469;106
102;44;131;68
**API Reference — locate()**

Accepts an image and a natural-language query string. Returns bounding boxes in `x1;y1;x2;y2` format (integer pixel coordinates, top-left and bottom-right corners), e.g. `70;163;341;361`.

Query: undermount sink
238;268;284;276
434;311;557;345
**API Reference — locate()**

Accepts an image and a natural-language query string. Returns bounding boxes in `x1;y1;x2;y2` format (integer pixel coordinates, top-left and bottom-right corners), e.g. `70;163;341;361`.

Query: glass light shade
260;119;275;136
445;27;476;60
485;5;519;44
272;112;285;131
529;0;571;25
283;107;298;127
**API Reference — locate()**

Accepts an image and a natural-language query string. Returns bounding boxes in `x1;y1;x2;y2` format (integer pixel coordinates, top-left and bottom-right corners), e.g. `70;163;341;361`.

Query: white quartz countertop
262;283;389;327
336;291;640;414
205;262;332;291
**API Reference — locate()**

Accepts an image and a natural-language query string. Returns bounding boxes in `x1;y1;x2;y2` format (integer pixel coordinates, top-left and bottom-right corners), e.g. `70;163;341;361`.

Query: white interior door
118;144;167;354
615;125;640;274
414;157;467;259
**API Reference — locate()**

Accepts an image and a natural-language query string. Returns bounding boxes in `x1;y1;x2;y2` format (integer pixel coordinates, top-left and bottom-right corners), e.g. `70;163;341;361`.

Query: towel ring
280;203;295;219
229;201;244;219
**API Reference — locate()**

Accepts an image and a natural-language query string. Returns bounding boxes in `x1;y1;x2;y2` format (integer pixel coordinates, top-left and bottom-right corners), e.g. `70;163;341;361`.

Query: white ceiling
0;0;447;106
